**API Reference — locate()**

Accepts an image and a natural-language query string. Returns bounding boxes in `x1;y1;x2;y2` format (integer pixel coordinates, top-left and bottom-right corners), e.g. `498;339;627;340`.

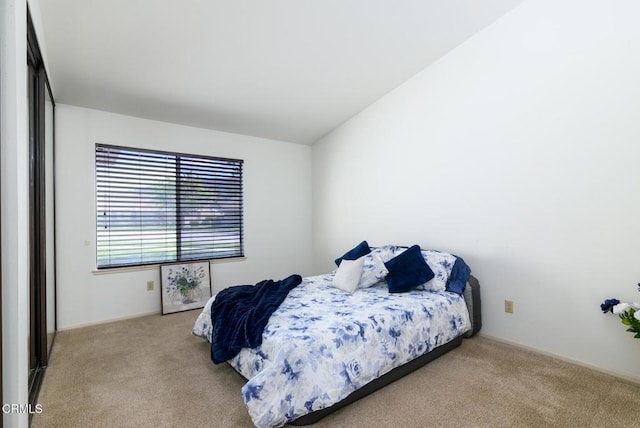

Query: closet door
27;56;39;387
27;8;56;409
44;78;56;358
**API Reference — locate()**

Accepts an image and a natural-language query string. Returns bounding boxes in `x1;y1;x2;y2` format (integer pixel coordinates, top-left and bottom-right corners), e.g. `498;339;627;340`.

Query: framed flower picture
160;261;212;315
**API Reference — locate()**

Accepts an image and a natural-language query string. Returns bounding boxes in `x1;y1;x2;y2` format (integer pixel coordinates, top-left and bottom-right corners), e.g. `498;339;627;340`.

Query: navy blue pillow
335;240;371;266
384;245;435;293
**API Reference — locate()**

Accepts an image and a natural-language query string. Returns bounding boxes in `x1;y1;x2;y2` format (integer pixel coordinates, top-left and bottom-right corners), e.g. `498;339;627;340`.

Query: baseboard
479;333;640;386
57;311;160;331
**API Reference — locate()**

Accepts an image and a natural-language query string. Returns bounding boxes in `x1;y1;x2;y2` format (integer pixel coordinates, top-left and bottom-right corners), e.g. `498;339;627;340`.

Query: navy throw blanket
210;274;302;364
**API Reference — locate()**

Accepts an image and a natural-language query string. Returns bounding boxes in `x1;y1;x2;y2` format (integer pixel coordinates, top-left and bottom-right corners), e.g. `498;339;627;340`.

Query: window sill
92;256;247;275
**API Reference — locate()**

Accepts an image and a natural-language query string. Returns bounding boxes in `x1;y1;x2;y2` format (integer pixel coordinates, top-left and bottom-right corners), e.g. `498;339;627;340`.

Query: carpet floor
32;310;640;428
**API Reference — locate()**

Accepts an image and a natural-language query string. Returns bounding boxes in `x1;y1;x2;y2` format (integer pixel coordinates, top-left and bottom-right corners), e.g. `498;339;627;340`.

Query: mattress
193;272;471;427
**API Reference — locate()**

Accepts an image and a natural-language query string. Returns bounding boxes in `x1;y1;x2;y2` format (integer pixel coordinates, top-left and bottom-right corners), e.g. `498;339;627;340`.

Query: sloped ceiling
38;0;523;144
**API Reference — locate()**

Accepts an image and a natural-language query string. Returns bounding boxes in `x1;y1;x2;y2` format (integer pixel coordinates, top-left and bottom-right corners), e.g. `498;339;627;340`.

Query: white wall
313;0;640;380
56;105;313;329
1;0;29;426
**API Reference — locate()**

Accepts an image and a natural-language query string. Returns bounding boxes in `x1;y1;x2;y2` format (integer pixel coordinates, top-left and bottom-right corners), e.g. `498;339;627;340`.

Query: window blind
96;144;243;269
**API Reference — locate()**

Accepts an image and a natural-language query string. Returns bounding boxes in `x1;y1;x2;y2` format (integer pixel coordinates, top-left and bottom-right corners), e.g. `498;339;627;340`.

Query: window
95;144;243;269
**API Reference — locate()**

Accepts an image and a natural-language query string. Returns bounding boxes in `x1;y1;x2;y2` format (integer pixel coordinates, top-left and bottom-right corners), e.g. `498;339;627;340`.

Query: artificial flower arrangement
600;283;640;339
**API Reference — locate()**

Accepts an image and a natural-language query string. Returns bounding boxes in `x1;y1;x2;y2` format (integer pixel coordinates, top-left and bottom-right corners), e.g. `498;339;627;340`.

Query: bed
193;244;482;427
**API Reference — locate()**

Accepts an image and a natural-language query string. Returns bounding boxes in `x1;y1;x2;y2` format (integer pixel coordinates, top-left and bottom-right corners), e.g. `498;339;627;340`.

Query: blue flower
345;360;361;380
600;298;620;313
600;287;640;339
340;360;362;388
304;398;316;412
242;383;263;401
281;359;301;381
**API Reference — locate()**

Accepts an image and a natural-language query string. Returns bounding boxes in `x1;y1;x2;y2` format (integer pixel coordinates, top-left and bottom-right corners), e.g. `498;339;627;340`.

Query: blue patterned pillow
418;249;457;292
358;253;389;288
335;240;371;266
384;245;435;293
369;245;400;263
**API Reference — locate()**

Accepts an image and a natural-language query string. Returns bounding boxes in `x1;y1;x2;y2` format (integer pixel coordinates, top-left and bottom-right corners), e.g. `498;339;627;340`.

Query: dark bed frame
289;275;482;425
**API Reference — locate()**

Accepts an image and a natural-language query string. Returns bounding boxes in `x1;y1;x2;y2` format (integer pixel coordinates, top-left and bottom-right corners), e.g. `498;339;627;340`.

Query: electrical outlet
505;300;514;314
146;281;154;291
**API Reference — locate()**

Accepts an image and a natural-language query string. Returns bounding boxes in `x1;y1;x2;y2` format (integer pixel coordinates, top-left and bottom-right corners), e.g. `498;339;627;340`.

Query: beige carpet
32;311;640;428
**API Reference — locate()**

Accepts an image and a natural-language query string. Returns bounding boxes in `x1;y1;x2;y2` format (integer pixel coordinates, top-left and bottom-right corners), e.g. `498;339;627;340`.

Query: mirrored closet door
27;8;56;408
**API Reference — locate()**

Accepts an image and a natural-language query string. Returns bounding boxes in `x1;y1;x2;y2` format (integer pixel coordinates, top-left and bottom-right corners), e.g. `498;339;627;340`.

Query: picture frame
160;261;212;315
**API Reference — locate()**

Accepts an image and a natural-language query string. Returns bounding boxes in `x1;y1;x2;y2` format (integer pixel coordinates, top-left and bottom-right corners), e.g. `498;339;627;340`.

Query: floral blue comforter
193;273;470;428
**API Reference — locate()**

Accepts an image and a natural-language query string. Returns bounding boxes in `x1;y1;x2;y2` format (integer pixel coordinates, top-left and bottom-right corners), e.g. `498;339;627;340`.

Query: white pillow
358;253;388;288
332;257;364;293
